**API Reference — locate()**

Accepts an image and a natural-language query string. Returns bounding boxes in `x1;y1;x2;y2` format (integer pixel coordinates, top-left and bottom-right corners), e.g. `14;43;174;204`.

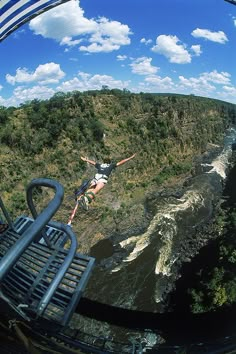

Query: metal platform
0;178;95;327
14;215;69;247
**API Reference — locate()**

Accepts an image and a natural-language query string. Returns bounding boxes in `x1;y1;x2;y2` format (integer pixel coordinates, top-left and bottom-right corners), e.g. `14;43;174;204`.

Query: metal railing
0;178;64;282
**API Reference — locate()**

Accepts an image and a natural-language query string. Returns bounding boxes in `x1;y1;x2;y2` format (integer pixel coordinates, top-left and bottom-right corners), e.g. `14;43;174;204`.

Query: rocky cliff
0;91;235;253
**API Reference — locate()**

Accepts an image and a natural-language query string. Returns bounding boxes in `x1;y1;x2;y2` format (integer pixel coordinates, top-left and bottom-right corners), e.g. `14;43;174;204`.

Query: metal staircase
0;178;95;327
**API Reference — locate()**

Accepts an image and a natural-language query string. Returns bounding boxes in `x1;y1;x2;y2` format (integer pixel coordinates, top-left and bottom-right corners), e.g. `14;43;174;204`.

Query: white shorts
92;174;108;185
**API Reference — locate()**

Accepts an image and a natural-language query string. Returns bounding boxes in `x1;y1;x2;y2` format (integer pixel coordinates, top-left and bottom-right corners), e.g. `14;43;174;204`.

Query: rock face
72;94;235;250
85;128;236;312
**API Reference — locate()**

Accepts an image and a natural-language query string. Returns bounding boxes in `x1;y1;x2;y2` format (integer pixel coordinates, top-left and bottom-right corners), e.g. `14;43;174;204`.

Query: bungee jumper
78;153;136;210
67;153;136;225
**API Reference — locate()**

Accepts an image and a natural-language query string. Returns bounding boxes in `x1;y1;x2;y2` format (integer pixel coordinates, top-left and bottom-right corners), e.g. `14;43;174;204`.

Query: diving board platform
0;178;95;328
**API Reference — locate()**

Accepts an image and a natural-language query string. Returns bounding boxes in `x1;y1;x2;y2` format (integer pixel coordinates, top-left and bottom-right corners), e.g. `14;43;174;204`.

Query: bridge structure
225;0;236;5
0;178;235;353
0;178;95;328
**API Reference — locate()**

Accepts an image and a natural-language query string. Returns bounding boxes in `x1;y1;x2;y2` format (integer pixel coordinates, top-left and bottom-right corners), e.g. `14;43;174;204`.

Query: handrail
37;220;78;317
26;178;63;219
0;178;64;282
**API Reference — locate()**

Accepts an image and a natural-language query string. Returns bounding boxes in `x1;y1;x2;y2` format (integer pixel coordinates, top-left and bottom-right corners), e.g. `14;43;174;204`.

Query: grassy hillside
0;90;235;251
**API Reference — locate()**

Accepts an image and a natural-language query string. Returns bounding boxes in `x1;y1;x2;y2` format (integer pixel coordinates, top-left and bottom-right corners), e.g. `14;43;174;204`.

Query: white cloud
133;75;175;94
143;75;175;91
117;55;127;61
222;85;236;94
0;93;6;106
191;28;228;44
79;17;131;53
0;85;3;91
79;41;120;53
29;0;95;40
13;85;55;101
29;0;132;53
178;75;215;93
60;36;83;47
200;70;231;85
57;71;130;92
151;35;191;64
56;77;84;92
177;70;231;96
215;85;236;103
130;57;159;75
140;38;152;45
145;75;174;86
191;45;202;56
6;63;65;85
0;85;55;107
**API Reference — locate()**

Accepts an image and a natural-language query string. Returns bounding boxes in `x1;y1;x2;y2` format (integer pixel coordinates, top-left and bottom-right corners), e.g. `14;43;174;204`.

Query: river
85;128;236;313
72;127;236;351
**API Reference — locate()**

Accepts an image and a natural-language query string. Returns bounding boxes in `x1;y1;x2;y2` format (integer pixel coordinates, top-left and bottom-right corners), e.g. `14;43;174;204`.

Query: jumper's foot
78;196;89;211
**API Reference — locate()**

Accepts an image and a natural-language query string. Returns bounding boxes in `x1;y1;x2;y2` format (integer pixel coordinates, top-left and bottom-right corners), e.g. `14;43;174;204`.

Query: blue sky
0;0;236;107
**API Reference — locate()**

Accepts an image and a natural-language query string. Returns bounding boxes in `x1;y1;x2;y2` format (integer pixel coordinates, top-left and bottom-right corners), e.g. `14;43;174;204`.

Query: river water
86;128;236;315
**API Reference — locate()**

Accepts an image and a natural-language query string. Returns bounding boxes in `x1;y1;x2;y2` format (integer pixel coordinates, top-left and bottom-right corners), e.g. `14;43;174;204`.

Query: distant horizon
2;89;236;110
1;0;236;107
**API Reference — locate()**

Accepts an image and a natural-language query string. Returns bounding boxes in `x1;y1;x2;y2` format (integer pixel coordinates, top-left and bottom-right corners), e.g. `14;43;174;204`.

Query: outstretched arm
116;153;136;167
80;156;96;166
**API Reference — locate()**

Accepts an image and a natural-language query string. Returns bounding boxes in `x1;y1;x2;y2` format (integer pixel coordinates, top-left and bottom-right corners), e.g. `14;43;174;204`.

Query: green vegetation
0;89;235;247
188;205;236;313
1;89;236;312
153;162;192;185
